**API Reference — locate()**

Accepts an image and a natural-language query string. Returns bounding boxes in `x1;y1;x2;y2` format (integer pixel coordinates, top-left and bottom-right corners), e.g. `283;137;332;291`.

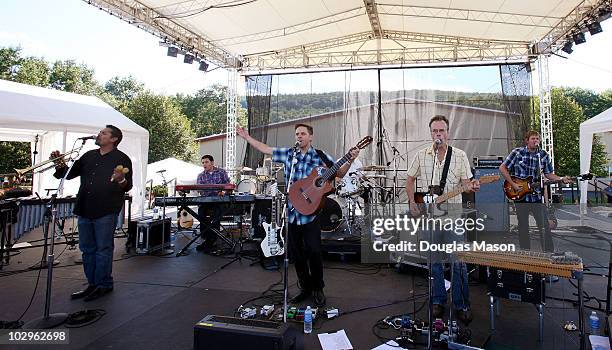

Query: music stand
23;142;87;329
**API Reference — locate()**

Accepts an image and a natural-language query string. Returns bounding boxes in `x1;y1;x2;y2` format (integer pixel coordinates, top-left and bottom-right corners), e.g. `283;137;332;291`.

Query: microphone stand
282;143;300;323
24;141;87;329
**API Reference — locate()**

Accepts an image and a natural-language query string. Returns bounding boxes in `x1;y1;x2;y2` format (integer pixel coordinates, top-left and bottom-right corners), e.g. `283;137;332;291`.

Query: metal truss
225;69;238;178
376;3;562;28
213;7;365;46
83;0;241;68
243;42;530;71
538;55;554;168
534;0;611;54
364;0;383;38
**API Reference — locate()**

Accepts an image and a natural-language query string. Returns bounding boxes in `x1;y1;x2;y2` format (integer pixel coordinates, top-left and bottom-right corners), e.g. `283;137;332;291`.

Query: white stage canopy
87;0;609;71
580;107;612;204
146;157;202;187
0;79;150;215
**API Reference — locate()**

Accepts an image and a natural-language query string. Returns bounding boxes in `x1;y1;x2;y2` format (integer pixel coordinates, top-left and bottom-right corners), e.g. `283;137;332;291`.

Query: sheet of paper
589;335;611;350
317;329;353;350
371;340;408;350
445;279;451;291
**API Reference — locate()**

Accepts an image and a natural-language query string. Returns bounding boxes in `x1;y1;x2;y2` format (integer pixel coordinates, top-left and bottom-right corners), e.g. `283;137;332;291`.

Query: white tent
0;79;149;215
579;107;612;205
146;157;202;187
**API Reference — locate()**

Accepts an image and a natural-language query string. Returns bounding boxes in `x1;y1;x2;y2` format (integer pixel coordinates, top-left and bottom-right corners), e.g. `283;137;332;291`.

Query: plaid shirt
272;146;335;225
196;167;230;196
502;146;554;202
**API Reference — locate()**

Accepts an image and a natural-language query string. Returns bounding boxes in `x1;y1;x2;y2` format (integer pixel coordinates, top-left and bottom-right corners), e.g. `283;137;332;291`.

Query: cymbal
363;174;387;178
357;165;387;171
228;166;254;171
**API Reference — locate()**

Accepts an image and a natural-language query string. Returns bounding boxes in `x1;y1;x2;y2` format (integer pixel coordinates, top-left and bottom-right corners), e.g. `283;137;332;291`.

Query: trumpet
15;149;81;177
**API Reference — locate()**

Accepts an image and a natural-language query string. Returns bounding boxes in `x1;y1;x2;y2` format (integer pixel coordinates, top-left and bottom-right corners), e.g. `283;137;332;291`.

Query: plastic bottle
589;311;600;335
304;306;312;334
170;231;176;246
153;207;159;220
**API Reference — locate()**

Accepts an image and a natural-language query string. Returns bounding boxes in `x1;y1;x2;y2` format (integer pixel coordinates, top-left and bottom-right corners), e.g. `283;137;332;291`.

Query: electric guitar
289;136;373;215
503;173;592;201
260;183;284;257
413;175;501;216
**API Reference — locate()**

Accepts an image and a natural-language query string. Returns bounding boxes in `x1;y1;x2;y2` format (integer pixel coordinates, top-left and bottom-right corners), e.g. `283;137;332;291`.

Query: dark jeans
77;214;118;288
516;202;554;252
429;229;470;309
288;218;324;291
198;204;222;247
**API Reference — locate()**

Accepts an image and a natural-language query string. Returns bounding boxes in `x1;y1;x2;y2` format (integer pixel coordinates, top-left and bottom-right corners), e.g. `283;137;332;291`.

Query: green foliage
152;185;168;197
0;142;31;174
123;91;198;163
561;87;612;119
104;76;144;111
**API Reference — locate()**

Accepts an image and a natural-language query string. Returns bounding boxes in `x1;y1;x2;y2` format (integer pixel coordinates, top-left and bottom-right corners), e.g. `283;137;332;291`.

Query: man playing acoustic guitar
237;123;358;307
499;130;571;253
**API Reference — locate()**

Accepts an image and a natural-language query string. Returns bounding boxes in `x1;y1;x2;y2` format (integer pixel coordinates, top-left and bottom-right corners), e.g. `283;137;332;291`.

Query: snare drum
236;179;257;194
337;174;364;198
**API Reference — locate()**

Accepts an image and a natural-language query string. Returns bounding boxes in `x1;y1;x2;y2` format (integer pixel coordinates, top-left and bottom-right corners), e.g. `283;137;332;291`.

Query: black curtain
245;75;272;169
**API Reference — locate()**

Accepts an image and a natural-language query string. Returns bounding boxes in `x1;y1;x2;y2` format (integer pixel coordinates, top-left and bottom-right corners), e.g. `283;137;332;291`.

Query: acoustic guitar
503;173;592;201
288;136;373;215
413;175;501;216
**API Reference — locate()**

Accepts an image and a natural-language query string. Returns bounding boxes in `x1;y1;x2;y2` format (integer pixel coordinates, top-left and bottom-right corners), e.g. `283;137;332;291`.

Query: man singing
195;154;230;252
237;123;358;307
52;125;132;302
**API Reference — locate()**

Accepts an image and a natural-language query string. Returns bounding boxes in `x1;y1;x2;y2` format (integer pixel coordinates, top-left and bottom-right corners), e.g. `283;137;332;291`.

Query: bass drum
236;179;257;194
319;197;343;232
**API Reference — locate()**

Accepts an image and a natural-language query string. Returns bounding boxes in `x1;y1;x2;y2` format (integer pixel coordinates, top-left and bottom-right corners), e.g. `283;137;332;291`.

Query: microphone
294;141;300;148
434;139;442;149
78;135;97;140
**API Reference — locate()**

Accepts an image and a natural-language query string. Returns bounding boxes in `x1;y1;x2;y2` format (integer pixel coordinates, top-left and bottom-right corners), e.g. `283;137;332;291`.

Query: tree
104;76;145;111
124;92;198;163
49;60;98;94
549;88;607;177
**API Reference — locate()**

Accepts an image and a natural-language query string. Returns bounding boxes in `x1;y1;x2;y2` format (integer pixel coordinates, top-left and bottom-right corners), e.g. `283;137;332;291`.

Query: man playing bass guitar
237;123;359;307
499;130;571;252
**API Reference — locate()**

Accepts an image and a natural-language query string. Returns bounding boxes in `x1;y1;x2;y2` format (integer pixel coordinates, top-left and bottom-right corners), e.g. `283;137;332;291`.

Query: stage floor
0;209;610;350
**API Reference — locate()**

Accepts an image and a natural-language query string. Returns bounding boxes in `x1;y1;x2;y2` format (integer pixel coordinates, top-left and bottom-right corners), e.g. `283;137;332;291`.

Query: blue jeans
78;214;117;288
432;262;470;309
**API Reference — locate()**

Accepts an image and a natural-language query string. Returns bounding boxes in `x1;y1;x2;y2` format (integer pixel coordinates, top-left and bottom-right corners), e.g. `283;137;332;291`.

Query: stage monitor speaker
474;167;509;233
194;315;302;350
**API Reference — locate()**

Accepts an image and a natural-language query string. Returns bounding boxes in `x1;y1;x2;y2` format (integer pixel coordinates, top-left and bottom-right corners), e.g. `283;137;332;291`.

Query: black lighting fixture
167;47;178;57
198;61;209;72
588;20;603;35
184;54;194;64
573;31;586;44
561;40;573;54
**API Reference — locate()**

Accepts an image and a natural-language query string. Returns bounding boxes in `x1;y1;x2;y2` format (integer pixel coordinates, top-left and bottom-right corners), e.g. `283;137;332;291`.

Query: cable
65;309;106;328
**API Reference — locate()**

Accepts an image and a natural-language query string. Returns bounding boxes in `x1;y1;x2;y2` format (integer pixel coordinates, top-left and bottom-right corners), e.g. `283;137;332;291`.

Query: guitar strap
315;149;334;168
439;146;453;194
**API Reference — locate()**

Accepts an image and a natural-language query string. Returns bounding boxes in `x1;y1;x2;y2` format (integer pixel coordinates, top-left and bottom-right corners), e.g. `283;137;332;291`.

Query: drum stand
24;142;87;329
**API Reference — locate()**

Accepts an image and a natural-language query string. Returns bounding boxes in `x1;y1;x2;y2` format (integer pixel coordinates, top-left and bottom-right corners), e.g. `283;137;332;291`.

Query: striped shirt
407;144;473;204
502;146;553;202
272;146;335;225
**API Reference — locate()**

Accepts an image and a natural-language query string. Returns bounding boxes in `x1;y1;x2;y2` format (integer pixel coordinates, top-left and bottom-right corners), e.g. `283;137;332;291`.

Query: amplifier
136;217;171;254
194;315;302;350
487;267;545;304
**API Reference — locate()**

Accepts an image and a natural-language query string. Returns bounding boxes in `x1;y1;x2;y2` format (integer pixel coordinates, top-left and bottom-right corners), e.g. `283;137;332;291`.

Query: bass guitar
503;173;592;201
289;136;373;215
260;183;284;257
413;175;501;216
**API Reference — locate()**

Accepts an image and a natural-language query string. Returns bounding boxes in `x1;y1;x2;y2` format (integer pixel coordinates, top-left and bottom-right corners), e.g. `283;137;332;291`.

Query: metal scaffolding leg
226;68;238;179
537;55;554;168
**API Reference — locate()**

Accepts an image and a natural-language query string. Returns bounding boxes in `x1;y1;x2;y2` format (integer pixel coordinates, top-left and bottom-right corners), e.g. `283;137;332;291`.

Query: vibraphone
12;196;78;240
457;250;585;349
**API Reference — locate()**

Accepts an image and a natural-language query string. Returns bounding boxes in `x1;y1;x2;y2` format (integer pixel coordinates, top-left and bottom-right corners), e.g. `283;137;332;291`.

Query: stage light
184;54;194;64
588;21;603;35
573;32;586;44
167;47;178;57
561;41;573;54
199;61;209;72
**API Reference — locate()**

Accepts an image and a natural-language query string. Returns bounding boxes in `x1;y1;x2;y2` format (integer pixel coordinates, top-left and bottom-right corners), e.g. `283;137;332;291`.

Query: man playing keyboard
195;155;230;252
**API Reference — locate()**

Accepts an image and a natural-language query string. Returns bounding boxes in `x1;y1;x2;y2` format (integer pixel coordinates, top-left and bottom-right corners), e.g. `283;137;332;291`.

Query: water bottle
304;306;312;334
589;311;600;335
153;207;159;220
170;231;176;246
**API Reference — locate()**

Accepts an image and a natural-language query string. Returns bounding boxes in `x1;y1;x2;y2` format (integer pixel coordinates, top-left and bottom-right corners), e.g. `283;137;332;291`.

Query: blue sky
1;0;611;95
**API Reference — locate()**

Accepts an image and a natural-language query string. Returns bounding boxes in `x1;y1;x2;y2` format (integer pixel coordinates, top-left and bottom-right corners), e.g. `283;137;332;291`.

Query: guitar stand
175;205;236;257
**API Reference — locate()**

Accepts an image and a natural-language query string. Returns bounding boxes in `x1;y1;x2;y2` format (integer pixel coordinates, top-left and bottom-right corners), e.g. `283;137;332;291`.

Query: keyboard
154;195;255;207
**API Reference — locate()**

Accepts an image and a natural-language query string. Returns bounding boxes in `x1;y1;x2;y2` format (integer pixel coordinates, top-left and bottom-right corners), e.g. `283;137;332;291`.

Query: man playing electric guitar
237;123;359;307
499;130;571;253
405;115;480;325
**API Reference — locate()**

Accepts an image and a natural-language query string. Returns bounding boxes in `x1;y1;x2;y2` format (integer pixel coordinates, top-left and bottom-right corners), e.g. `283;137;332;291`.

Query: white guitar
260;183;285;257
